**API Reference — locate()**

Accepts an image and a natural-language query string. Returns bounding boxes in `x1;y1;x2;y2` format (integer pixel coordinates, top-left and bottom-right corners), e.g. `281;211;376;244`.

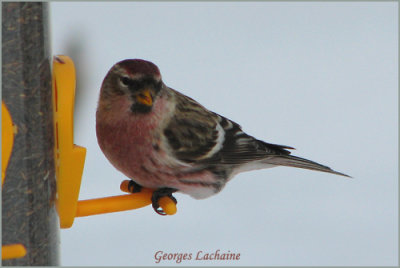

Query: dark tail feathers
263;154;351;178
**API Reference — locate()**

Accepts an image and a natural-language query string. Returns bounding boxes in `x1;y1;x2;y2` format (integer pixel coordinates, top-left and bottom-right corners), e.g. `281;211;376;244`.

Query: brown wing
163;89;221;163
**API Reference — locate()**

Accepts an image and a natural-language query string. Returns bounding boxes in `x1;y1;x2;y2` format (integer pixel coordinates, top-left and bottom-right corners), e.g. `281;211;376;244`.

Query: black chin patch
130;103;152;114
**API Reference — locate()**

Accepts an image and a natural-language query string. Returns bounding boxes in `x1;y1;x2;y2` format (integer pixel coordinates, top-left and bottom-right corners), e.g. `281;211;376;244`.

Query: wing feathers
164;88;349;178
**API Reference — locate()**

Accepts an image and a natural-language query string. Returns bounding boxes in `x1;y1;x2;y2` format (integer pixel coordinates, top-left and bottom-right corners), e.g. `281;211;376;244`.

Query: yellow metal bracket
1;244;27;260
2;102;15;185
52;55;87;228
2;102;27;260
52;55;177;229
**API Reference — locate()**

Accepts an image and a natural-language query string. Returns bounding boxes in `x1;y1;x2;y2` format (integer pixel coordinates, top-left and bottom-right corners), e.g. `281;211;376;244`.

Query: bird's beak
136;89;153;106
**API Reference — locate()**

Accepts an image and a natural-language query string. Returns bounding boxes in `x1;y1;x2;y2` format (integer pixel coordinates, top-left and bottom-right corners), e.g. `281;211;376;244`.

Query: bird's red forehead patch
117;59;161;76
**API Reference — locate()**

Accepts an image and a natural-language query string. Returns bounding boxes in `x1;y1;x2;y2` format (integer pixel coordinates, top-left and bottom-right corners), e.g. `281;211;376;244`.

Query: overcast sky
50;2;397;266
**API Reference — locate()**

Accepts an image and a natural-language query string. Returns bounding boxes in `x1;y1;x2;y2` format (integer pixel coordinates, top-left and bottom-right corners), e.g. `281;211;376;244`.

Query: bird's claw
127;180;143;193
127;181;177;215
151;188;177;216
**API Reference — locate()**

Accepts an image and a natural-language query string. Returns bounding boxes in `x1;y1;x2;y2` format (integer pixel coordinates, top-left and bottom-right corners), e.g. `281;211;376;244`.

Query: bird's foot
127;180;143;193
152;188;178;216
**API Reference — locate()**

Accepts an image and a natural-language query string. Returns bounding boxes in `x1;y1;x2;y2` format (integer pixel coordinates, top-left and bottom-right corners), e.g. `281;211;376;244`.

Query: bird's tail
263;154;351;178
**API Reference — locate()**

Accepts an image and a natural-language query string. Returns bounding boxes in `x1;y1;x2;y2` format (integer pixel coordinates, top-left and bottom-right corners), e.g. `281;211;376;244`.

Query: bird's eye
120;77;131;86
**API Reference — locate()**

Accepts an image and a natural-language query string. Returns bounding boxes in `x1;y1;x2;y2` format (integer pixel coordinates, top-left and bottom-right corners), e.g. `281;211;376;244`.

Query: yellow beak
136;89;153;106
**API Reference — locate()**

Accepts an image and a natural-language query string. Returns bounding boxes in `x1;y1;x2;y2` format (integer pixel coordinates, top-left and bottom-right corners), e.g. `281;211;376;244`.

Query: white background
50;2;398;266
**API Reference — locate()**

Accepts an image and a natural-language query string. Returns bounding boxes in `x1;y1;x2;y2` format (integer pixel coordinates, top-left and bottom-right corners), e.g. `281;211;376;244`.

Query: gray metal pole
2;2;59;265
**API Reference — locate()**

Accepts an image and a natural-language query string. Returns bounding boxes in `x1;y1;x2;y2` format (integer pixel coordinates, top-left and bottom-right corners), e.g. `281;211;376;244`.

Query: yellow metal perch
76;180;176;217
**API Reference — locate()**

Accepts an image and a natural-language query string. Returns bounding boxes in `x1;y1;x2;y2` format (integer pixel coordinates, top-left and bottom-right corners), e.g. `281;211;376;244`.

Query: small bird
96;59;350;215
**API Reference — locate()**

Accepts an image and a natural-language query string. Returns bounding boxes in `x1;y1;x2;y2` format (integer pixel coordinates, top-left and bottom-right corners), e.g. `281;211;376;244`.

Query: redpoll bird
96;59;350;215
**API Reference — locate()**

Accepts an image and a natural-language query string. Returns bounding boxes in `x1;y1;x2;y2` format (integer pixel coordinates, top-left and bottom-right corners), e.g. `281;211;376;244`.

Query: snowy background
50;2;398;266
